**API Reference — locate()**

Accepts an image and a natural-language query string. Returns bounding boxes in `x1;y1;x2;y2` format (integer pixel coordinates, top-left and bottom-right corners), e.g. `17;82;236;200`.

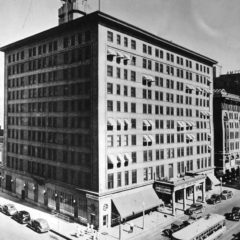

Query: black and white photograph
0;0;240;239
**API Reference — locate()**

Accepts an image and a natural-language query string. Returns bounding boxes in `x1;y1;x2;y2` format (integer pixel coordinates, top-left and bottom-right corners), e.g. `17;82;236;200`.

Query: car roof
35;218;48;224
172;220;183;226
19;210;29;214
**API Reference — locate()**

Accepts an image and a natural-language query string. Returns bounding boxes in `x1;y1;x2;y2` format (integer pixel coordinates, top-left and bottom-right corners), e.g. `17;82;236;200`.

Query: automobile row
0;203;50;233
162;190;236;238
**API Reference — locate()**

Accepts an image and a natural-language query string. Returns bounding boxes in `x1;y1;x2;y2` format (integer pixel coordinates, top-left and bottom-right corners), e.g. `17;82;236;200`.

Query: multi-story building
0;2;217;229
213;89;240;179
214;70;240;95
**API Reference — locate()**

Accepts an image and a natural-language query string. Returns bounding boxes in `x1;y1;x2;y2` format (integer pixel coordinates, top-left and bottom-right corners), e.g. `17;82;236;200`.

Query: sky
0;0;240;127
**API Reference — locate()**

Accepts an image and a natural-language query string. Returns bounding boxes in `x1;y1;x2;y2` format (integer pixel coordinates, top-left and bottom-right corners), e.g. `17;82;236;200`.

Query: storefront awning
112;188;161;219
207;173;220;186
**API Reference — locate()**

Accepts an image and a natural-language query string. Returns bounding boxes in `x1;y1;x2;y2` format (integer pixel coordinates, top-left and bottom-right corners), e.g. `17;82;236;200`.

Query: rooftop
0;11;217;65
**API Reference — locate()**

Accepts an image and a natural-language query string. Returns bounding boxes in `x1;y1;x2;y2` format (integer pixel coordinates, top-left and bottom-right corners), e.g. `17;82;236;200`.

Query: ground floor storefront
1;170;221;230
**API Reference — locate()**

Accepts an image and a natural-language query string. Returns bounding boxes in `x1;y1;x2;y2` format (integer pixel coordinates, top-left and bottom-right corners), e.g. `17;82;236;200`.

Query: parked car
207;194;221;204
185;203;205;215
225;212;240;221
221;190;233;200
232;207;240;217
162;220;187;237
12;210;31;224
28;218;50;233
2;204;17;216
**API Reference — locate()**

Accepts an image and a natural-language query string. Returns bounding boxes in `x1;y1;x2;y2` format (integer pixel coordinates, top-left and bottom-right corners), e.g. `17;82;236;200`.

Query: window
108;174;114;189
132;170;137;184
117;34;121;45
107;100;113;111
107;65;113;77
132;152;137;163
117;172;121;187
107;31;113;42
131;40;136;50
124;37;128;47
107;135;113;147
131;71;136;81
125;171;129;185
107;83;113;94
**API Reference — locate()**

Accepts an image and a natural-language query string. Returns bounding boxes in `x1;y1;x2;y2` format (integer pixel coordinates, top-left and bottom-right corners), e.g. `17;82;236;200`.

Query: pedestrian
130;222;134;233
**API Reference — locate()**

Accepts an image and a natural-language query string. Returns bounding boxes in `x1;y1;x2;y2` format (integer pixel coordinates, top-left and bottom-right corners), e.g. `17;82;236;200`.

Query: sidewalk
0;190;184;240
1;186;237;240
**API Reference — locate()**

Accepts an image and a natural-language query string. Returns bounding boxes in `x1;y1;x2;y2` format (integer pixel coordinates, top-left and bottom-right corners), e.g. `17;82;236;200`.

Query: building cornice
0;11;217;66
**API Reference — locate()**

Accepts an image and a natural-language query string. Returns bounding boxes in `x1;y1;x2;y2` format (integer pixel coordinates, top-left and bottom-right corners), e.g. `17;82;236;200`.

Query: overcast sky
0;0;240;127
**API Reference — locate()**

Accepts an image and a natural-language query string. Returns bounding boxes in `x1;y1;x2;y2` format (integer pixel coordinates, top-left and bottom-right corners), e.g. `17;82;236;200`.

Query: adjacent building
0;1;217;230
214;70;240;96
213;89;240;180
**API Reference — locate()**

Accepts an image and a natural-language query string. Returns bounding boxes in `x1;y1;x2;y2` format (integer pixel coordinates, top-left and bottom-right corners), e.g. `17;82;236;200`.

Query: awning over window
107;49;117;56
177;121;185;128
123;54;131;61
107;118;115;127
117;119;124;128
186;122;193;127
112;187;161;219
207;173;220;186
186;134;194;140
143;120;150;127
116;52;124;58
108;155;117;165
196;87;202;92
117;154;125;164
124;119;131;126
143;135;150;142
148;135;154;143
148;120;154;128
143;75;154;82
124;153;132;162
186;85;195;91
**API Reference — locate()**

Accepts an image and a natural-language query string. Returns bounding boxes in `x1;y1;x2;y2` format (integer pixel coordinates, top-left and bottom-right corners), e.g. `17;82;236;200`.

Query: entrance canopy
207;173;220;186
112;188;161;219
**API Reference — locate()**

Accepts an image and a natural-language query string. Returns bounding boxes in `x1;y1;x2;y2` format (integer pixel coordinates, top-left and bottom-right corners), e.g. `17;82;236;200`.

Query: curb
50;229;73;240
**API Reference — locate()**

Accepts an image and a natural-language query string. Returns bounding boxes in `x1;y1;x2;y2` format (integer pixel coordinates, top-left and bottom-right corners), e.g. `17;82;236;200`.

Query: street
129;187;240;240
0;211;65;240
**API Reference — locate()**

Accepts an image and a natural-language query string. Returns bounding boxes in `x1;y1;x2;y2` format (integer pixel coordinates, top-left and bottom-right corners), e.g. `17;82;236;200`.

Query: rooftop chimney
58;0;86;25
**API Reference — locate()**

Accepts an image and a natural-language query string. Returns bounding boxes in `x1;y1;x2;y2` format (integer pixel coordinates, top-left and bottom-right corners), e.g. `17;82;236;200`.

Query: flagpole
99;0;101;11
